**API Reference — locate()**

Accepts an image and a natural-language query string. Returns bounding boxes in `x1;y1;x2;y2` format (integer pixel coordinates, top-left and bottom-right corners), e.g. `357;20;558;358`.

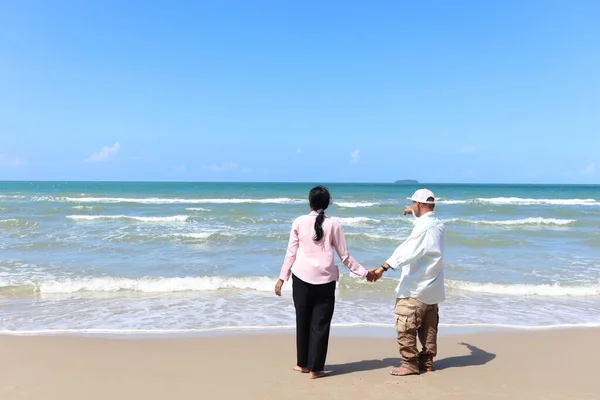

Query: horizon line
0;179;598;186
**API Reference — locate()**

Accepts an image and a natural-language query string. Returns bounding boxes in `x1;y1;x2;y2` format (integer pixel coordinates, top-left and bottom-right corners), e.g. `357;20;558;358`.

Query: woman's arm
331;222;368;278
278;219;300;282
275;219;301;296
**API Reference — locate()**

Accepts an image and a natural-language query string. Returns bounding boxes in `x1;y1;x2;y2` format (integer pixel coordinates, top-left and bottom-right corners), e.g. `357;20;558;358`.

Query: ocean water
1;181;599;336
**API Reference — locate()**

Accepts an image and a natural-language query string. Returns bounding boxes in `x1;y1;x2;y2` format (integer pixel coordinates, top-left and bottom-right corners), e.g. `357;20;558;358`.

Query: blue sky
1;1;599;183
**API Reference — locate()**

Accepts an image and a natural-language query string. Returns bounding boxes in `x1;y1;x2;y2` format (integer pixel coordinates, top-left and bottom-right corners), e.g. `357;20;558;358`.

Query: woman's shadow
326;342;496;376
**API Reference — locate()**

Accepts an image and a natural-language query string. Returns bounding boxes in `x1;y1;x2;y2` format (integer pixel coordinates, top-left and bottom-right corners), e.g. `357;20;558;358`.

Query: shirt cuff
279;270;291;281
384;258;397;270
349;266;368;278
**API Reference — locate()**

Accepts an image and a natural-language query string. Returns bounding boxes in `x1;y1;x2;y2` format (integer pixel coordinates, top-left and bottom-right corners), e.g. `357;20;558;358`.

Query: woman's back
279;211;366;285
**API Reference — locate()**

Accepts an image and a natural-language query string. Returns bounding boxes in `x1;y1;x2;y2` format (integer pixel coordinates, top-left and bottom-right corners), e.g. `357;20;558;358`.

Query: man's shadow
326;342;495;376
435;342;496;370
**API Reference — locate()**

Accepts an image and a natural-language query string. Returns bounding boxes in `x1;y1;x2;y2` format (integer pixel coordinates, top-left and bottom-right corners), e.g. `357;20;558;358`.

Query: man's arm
372;231;429;280
386;231;428;269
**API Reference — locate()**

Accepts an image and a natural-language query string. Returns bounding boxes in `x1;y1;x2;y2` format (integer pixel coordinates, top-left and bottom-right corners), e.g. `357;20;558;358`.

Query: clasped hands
366;267;385;283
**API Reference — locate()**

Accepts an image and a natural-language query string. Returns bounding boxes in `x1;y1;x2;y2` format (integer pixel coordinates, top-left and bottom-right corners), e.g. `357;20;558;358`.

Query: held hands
366;269;376;282
366;267;385;282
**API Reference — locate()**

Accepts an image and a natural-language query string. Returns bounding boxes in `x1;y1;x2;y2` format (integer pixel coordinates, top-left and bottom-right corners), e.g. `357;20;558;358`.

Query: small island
394;179;419;184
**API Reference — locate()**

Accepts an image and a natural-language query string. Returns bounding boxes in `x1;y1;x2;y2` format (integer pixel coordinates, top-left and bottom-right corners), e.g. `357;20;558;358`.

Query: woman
275;185;374;379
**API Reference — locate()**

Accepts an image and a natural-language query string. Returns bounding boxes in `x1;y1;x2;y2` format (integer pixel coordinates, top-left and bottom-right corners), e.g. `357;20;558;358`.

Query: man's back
387;212;445;304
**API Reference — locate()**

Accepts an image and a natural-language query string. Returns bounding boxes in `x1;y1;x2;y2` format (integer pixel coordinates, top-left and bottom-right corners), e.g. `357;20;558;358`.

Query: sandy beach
1;328;597;400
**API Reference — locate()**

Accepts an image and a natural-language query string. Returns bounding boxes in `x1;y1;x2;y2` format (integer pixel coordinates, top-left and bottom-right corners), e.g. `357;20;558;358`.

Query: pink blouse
279;211;368;285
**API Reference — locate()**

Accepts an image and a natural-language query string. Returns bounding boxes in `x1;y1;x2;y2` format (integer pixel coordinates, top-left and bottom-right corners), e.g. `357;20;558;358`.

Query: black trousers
292;274;336;372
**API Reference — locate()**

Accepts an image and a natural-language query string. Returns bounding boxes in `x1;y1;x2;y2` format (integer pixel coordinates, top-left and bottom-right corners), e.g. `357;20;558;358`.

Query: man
371;188;446;376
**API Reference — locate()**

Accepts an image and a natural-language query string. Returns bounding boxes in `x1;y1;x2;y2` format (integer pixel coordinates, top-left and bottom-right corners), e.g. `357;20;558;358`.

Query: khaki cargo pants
394;297;439;373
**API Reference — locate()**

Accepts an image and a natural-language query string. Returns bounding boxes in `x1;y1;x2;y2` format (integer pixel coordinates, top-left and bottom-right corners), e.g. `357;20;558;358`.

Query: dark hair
309;185;331;241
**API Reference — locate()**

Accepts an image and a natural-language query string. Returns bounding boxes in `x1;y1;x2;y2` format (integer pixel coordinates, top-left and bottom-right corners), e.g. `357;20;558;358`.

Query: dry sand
1;328;598;399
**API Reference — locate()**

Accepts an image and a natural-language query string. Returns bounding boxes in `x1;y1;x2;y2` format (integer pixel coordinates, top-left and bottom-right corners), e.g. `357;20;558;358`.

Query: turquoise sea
1;181;599;335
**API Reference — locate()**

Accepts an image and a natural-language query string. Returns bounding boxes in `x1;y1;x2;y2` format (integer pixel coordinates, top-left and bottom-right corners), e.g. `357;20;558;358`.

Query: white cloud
85;142;120;163
349;149;360;164
583;161;595;175
202;162;238;172
297;148;302;153
0;154;27;167
460;145;479;154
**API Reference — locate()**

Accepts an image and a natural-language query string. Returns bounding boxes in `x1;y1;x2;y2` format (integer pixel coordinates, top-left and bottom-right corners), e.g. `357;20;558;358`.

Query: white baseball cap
407;189;435;204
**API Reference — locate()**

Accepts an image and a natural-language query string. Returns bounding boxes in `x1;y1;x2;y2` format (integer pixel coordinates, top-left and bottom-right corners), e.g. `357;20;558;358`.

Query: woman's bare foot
390;366;419;376
308;371;326;379
293;366;309;373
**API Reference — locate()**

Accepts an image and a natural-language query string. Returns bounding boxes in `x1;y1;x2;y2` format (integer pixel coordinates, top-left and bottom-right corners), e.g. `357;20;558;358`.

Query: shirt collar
413;211;435;224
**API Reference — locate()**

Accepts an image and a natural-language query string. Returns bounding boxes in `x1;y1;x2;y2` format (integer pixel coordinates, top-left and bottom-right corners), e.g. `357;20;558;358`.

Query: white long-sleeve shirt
385;211;445;305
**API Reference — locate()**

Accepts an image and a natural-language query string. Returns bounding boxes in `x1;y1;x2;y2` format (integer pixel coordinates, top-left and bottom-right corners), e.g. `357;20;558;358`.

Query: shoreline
2;328;598;399
1;322;599;339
